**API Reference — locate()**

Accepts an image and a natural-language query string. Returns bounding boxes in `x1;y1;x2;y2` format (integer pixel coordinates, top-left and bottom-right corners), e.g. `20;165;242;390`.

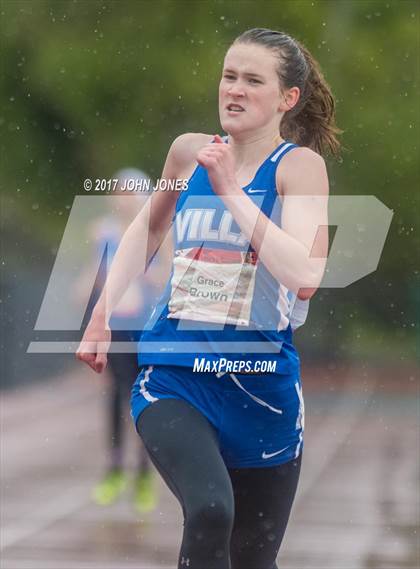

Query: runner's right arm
76;133;207;372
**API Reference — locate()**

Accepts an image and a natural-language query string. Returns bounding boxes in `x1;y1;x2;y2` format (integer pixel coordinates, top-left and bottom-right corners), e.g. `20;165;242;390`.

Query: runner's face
219;43;284;136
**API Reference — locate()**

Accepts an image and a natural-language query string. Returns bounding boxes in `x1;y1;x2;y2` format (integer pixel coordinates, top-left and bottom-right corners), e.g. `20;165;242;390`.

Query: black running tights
136;398;302;569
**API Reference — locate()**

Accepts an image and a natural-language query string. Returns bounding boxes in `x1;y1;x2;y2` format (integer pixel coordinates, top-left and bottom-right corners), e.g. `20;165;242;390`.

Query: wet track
2;364;418;569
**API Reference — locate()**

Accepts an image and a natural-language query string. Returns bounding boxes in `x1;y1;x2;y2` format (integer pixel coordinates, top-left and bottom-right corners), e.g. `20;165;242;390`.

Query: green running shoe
92;469;128;506
134;470;157;513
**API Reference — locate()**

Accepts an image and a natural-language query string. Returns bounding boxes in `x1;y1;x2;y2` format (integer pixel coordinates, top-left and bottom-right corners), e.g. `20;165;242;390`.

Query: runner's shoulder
169;132;213;169
277;145;328;196
281;145;326;170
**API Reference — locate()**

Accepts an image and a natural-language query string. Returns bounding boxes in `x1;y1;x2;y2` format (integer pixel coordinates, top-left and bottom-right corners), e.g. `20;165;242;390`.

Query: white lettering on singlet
201;210;219;240
176;209;195;242
175;209;247;245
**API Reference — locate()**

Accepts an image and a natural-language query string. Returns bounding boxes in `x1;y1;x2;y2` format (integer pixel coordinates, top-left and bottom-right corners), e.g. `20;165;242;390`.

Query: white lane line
2;561;174;569
0;489;89;552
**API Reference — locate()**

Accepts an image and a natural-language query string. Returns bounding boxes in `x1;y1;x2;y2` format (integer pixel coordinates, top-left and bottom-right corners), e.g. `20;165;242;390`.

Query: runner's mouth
226;104;245;112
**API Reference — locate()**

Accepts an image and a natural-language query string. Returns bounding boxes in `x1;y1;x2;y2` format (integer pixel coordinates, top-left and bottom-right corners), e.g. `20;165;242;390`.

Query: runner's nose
227;83;245;97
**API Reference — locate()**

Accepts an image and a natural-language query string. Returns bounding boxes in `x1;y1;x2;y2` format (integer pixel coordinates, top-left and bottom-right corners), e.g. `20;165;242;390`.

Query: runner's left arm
197;137;329;300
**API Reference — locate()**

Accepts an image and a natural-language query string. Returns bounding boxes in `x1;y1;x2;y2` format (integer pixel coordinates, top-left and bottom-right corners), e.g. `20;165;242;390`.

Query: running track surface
1;363;418;569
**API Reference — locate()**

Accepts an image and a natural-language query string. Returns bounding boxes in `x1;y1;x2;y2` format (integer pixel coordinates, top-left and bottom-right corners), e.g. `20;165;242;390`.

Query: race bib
168;247;258;326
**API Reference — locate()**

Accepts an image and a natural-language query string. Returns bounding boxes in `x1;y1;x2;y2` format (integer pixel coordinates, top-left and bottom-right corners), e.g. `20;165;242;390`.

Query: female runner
77;28;340;569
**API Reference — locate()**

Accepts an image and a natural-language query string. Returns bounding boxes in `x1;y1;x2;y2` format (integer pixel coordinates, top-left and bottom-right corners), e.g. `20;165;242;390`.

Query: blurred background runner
76;168;171;513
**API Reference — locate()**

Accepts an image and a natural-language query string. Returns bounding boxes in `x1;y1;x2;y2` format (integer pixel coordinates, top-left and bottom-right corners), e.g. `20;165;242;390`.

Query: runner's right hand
76;317;111;374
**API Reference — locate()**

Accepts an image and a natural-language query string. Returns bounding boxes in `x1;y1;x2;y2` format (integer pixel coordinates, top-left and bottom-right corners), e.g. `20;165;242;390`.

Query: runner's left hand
196;134;237;195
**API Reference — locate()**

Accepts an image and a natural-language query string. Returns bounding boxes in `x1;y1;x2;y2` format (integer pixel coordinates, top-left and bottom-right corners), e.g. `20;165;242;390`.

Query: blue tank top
138;139;307;375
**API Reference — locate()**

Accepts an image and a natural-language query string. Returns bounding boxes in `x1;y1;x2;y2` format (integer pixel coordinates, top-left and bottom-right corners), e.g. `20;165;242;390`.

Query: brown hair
233;28;342;158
